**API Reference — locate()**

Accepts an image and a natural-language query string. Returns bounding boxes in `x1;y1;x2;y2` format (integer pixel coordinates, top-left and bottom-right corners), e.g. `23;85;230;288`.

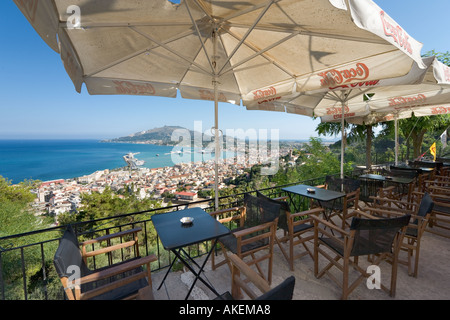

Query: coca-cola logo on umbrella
318;63;370;87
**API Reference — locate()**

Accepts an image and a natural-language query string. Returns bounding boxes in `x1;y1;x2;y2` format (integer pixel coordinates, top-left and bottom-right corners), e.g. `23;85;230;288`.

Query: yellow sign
430;142;436;161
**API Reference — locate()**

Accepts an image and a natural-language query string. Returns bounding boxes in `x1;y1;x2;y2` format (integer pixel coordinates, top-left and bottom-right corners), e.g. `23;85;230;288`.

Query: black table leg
172;239;222;300
157;250;179;290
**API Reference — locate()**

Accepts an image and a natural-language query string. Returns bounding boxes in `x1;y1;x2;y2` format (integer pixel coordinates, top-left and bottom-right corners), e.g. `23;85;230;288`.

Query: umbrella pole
341;100;345;180
395;115;399;165
213;27;220;210
214;78;220;210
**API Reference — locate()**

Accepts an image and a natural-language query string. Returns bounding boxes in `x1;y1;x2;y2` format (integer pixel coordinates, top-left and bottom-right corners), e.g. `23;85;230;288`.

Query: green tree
0;176;43;238
399;114;450;159
316;121;382;169
298;137;353;180
58;186;164;226
395;50;450;159
423;50;450;65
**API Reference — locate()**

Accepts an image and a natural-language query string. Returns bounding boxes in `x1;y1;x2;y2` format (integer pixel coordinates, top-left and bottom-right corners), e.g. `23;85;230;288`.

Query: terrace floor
149;225;450;301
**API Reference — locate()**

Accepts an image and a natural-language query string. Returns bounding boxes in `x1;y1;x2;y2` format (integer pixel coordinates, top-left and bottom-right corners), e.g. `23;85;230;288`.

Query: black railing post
21;248;27;300
0;252;4;300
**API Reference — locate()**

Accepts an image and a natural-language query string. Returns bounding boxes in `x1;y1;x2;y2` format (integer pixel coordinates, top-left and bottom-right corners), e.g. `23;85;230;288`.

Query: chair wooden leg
289;237;295;271
275;235;294;271
413;241;420;278
342;258;349;300
314;225;319;277
390;249;401;297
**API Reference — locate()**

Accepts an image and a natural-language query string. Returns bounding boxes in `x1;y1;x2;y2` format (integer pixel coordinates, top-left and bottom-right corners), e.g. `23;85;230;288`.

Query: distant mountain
102;125;234;146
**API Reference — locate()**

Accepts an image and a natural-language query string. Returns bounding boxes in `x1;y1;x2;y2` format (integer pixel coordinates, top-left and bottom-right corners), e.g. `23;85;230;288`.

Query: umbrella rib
84;29;198;78
129;26;213;77
185;0;214;74
346;87;378;102
192;0;214;21
221;28;295;79
226;23;388;45
59;21;194;28
219;32;298;77
217;0;276;75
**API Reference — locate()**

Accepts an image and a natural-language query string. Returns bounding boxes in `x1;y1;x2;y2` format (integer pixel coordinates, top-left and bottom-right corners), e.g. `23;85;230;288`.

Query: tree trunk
412;129;427;159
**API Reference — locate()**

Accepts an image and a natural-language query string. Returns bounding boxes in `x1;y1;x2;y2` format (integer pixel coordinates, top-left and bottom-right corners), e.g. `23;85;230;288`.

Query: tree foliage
0;176;44;238
57;186;164;226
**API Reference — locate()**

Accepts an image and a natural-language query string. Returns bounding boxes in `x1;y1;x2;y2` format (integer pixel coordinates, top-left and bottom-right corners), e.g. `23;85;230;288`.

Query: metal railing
0;176;328;300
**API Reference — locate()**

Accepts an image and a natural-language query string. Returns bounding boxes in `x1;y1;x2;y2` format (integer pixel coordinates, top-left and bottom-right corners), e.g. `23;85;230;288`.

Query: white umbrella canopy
14;0;426;207
318;56;450;166
250;57;448;176
319;56;450;122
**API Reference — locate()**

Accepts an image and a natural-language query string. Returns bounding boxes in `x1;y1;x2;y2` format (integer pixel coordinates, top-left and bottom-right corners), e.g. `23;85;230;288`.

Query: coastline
0;138;281;184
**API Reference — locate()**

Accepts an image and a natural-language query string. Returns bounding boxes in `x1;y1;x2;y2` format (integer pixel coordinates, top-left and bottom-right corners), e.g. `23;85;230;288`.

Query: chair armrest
232;220;277;239
364;205;414;217
290;207;324;219
433;175;450;180
228;253;270;299
273;196;288;201
209;207;242;216
81;227;142;246
290;208;324;226
81;227;143;259
310;215;349;237
209;207;244;224
370;196;417;210
77;254;157;300
79;254;157;286
353;209;380;220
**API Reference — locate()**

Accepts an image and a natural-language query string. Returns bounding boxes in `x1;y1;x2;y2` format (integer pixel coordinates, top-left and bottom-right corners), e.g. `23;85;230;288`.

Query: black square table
359;174;415;203
281;184;345;223
359;173;415;185
151;207;230;300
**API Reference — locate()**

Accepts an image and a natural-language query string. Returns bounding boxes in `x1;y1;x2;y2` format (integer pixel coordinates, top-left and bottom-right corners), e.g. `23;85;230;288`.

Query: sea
0;140;224;184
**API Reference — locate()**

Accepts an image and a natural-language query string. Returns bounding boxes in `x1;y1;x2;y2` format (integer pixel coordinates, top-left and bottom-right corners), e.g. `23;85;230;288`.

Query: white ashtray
180;217;194;224
306;188;315;193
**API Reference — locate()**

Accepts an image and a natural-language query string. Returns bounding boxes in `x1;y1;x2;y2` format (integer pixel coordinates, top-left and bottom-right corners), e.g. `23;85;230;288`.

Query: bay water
0;140;221;184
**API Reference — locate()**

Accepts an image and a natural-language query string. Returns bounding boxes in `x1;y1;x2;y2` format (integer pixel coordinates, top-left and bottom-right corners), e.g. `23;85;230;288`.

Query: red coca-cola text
431;106;450;114
318;63;370;87
113;81;156;95
253;87;277;101
389;94;426;107
329;80;380;90
326;106;350;115
380;11;412;55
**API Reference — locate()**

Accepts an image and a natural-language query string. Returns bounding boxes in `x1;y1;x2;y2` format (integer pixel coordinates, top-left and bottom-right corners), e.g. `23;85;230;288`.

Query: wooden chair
364;193;434;277
382;168;417;201
320;176;361;229
209;193;279;284
421;192;450;239
256;191;324;271
226;253;295;300
312;211;410;300
53;225;157;300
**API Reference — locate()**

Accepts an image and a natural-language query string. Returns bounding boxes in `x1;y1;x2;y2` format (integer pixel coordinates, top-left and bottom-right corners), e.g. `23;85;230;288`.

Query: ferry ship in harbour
123;152;145;169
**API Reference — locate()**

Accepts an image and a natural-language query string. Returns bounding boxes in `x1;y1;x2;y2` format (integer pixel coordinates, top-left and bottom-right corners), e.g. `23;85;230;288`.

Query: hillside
102;125;233;146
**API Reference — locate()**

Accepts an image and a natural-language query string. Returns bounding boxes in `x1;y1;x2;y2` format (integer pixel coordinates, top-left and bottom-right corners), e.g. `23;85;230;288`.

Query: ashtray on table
306;188;315;194
180;217;194;226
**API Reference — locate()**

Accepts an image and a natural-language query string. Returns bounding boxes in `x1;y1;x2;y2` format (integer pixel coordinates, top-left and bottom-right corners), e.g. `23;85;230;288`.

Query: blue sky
0;1;448;140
